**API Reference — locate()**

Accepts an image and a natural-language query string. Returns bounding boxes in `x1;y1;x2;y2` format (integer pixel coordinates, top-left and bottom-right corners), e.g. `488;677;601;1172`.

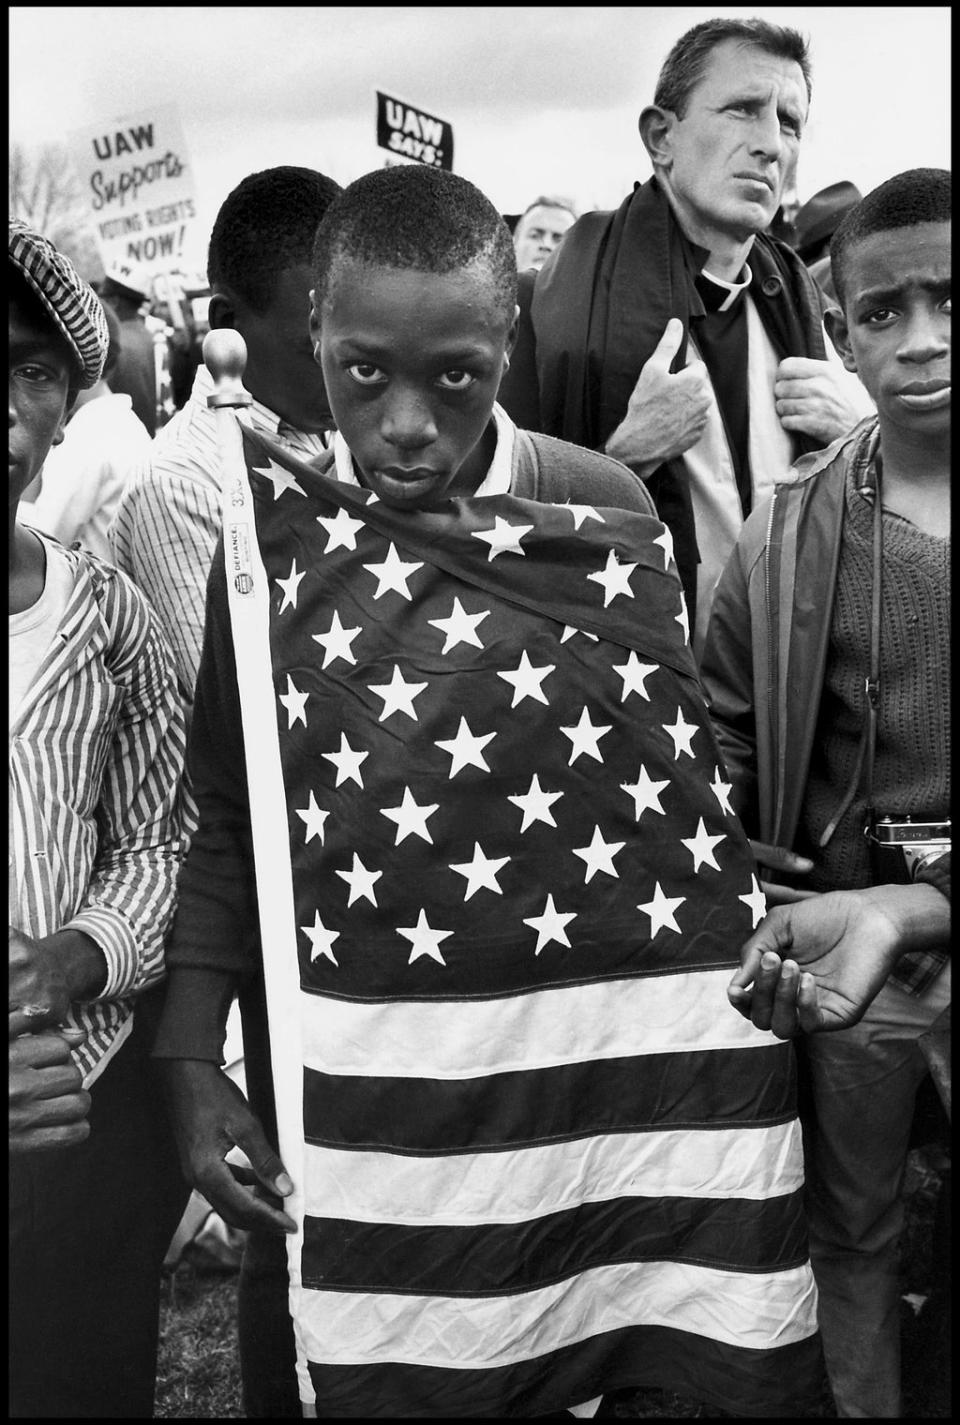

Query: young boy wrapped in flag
154;164;822;1418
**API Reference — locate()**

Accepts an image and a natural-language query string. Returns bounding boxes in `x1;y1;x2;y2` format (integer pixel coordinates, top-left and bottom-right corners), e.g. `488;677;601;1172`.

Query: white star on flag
321;732;368;788
380;786;439;845
524;892;577;955
275;559;305;613
449;842;510;900
739;874;767;929
336;853;382;907
560;625;599;643
572;825;625;883
507;773;563;832
300;910;340;965
565;503;604;529
676;596;691;643
435;716;496;778
586;548;637;607
497;651;555;707
471;516;534;560
653;527;674;570
637;881;685;936
620;764;670;820
398;909;454;965
663;708;698;760
710;766;735;816
363;542;424;600
368;664;429;722
317;506;365;553
681;817;725;872
294;791;329;844
279;674;309;729
612;651;658;702
560;706;612;765
312;610;363;669
252;455;306;501
428;596;490;653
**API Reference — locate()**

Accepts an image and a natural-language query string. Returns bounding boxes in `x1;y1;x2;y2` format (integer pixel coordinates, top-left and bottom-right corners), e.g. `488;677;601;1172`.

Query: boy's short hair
207;166;343;314
312;165;518;325
830;168;952;310
9;218;109;388
653;17;812;117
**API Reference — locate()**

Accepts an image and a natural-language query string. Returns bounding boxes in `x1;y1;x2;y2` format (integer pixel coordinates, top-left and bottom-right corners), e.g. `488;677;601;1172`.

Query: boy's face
312;259;517;510
9;295;74;508
213;264;334;435
826;220;950;441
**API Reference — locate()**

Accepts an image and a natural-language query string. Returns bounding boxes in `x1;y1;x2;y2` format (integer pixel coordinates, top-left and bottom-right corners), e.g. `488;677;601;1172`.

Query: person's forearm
869;881;951;960
40;929;108;1001
152;965;240;1062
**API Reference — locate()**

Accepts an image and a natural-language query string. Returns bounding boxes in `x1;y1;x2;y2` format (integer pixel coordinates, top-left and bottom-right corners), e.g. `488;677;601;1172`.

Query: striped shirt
9;534;188;1085
109;362;332;707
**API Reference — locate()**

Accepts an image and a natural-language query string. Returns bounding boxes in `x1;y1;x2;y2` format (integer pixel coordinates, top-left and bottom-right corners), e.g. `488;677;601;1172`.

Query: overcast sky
11;5;951;275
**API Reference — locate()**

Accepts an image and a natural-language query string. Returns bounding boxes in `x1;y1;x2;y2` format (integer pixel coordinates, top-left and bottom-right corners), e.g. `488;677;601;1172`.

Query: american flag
235;423;820;1417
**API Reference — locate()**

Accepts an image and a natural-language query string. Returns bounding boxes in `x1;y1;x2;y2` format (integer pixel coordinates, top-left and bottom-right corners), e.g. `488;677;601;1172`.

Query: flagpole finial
203;328;252;408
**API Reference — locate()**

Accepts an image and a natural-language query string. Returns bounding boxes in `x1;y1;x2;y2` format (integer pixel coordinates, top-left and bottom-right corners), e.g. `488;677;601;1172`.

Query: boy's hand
748;841;816;905
727;888;924;1037
9;1026;91;1153
604;318;712;473
159;1058;297;1235
774;357;864;445
8;926;71;1034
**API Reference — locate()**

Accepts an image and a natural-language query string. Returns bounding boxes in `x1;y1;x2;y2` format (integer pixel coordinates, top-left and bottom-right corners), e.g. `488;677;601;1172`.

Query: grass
155;1144;949;1419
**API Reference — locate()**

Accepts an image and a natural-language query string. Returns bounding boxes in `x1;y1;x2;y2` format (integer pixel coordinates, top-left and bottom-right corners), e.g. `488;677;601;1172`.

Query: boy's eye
346;363;386;385
863;308;898;325
14;363;59;385
437;370;476;391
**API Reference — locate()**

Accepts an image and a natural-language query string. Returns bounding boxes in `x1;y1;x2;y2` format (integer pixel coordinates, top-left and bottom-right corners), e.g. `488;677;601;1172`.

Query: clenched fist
774;356;866;445
604;318;713;474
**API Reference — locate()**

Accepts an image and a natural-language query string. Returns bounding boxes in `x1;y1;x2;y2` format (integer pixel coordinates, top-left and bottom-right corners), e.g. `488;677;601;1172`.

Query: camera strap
818;466;883;848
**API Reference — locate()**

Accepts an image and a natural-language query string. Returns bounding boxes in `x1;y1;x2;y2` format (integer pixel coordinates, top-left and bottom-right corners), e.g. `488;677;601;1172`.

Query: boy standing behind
703;169;951;1417
155;165;821;1418
9;219;189;1417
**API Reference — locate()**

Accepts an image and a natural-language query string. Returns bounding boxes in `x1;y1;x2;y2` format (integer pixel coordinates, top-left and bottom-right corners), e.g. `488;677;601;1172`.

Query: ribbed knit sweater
798;464;951;891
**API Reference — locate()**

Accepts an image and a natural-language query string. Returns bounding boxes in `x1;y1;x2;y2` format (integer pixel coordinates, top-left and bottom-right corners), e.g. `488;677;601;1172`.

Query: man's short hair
517;195;578;225
829;168;952;311
653;17;812;117
312;165;518;326
207;166;342;313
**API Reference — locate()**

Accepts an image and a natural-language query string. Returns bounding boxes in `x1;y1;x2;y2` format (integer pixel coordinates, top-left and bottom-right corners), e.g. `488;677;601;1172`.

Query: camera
864;814;951;884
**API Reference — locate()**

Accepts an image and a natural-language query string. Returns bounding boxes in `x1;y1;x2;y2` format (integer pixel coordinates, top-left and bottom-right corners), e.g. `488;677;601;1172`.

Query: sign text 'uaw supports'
376;91;454;171
68;104;199;276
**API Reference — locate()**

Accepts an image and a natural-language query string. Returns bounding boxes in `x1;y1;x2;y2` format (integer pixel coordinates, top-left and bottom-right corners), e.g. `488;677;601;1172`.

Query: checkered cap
9;217;109;388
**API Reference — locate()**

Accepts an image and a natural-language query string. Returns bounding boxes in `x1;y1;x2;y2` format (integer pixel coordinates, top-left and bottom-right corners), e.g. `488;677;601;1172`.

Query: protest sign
68;104;200;276
375;90;454;171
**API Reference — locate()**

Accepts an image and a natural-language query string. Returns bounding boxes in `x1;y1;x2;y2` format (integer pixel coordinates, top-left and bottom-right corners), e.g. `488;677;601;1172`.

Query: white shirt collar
333;402;516;496
700;264;753;313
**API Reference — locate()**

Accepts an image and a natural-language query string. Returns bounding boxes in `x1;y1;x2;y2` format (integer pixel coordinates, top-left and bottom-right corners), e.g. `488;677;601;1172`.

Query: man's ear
308;289;323;368
207;291;236;331
502;304;520;372
639;104;675;169
824;307;858;374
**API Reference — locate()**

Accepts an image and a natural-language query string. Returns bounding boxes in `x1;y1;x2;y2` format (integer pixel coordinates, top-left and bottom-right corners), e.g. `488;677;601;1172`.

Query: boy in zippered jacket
701;168;951;1418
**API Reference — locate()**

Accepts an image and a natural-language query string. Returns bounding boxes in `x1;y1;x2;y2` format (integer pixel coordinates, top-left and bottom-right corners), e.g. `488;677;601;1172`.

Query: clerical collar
697;265;753;313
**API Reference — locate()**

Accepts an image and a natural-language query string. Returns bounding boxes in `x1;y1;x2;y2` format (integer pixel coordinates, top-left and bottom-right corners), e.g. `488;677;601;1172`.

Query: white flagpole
202;329;315;1416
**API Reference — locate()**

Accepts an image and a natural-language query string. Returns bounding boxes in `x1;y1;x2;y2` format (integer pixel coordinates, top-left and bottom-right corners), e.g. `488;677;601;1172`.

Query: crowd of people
8;15;949;1422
